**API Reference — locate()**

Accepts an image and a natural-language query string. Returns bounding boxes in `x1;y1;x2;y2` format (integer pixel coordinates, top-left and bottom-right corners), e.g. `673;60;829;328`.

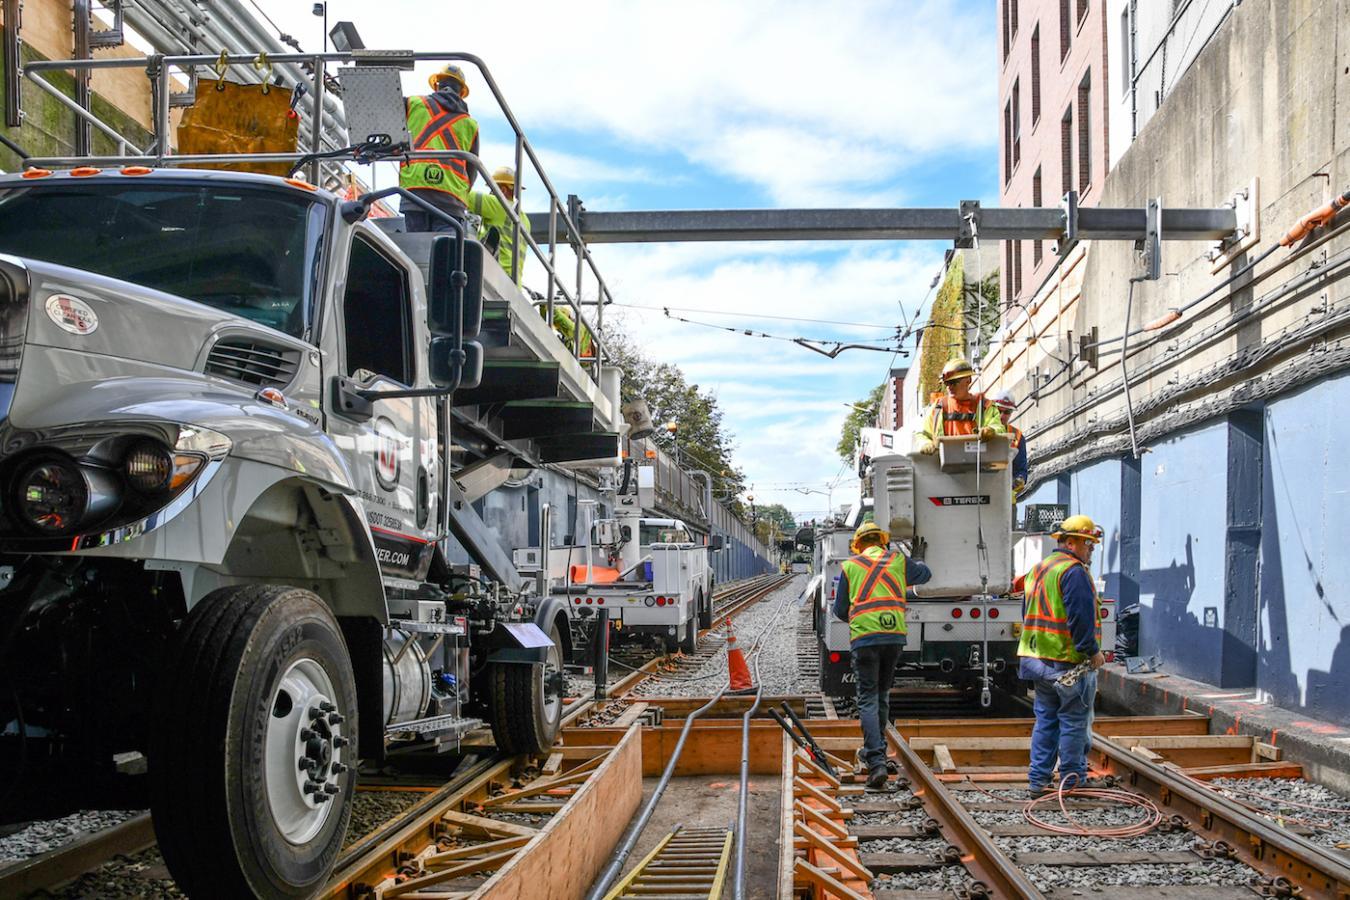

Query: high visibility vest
469;191;530;283
1010;426;1024;449
922;394;1002;439
1017;550;1102;663
400;95;479;204
841;545;908;643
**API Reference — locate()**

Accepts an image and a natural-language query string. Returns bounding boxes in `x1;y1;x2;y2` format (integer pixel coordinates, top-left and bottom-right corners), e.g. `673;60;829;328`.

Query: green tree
755;503;796;535
836;383;886;463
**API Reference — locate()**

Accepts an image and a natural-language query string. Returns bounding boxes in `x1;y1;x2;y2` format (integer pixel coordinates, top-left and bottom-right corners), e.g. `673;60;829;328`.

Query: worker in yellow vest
400;64;480;231
468;166;530;284
1018;515;1107;796
831;521;930;789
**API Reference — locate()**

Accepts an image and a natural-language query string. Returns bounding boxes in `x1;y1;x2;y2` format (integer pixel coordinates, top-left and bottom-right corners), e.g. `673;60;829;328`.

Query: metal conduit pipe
22;71;146;154
732;635;767;900
583;687;729;900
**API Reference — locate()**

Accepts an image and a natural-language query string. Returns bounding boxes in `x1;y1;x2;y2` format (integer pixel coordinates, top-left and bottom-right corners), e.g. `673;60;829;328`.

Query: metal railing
17;49;611;377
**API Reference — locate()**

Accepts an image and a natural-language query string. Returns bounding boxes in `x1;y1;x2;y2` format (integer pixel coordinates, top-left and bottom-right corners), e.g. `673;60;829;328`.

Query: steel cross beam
526;202;1237;245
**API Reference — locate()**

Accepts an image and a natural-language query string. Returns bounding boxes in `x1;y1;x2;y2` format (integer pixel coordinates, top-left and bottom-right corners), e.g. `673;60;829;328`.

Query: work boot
1028;783;1054;799
865;767;889;791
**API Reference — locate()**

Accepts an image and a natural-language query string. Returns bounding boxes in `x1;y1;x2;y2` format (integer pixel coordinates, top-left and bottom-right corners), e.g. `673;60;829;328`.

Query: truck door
329;232;438;582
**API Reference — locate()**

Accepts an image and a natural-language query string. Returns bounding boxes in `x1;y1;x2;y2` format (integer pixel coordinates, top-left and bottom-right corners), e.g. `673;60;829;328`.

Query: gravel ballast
1206;776;1350;850
0;809;142;865
344;790;423;849
872;866;973;891
1024;859;1255;890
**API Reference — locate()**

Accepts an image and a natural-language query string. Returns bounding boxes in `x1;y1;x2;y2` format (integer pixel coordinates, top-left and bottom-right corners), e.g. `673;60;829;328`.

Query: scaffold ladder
603;825;733;900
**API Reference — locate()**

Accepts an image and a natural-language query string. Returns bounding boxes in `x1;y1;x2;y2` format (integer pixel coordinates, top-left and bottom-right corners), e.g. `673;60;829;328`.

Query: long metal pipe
22;71;145;154
584;687;728;900
731;644;765;900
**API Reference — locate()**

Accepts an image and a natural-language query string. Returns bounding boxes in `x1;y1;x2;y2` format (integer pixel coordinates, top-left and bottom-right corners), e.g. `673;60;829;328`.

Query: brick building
997;0;1112;314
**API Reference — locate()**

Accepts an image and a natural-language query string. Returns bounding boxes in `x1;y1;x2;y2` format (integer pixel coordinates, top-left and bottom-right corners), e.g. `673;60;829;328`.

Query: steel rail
1089;732;1350;897
0;811;155;896
885;723;1048;899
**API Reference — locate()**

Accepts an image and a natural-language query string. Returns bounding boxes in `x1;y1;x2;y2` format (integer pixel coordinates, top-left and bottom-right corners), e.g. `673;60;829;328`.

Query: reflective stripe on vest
400;95;478;201
1017;550;1102;663
842;546;908;643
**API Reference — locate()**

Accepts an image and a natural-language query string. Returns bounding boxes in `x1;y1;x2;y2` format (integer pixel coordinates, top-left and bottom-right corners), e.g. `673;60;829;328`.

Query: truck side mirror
430;336;483;389
708;535;725;551
428;235;483;338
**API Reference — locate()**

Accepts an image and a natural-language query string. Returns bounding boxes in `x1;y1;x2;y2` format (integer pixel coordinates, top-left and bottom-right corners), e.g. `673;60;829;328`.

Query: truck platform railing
17;49;613;379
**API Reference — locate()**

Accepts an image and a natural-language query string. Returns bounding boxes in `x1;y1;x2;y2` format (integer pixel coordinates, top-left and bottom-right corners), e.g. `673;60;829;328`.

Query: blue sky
268;0;1001;521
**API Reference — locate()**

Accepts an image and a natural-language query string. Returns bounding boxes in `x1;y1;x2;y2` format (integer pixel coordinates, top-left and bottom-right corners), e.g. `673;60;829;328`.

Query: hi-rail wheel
149;585;356;899
488;620;563;754
680;613;698;653
697;588;712;630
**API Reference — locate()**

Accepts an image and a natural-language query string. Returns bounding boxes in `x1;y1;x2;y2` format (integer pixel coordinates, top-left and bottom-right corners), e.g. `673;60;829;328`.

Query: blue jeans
852;643;903;771
403;204;465;233
1020;656;1096;789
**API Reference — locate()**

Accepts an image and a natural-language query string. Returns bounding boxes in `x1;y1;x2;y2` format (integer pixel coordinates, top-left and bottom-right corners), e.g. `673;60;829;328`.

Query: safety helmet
1052;514;1103;544
850;521;890;553
941;357;975;383
428;64;469;98
491;166;518;190
990;389;1016;411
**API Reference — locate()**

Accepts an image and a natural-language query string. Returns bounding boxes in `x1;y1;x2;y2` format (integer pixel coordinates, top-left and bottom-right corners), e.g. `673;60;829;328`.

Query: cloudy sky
267;0;1000;521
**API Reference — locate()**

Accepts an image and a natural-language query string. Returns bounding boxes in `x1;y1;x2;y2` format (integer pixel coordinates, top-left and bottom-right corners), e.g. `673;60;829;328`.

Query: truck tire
697;589;713;630
680;614;698;654
488;621;563;755
149;585;356;899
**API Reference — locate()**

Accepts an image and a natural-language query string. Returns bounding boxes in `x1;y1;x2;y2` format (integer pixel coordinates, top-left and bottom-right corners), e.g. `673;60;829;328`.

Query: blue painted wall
1260;373;1350;721
1138;422;1229;685
1070;459;1124;601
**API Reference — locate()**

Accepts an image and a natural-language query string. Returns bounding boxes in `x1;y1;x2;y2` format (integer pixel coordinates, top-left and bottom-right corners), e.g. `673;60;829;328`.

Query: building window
1060;105;1073;197
1120;7;1131;96
1012;79;1021;169
1013;240;1023;299
1060;0;1071;60
1002;0;1010;60
1032;167;1043;266
1077;0;1088;24
1011;0;1019;38
1004;242;1013;308
1003;100;1013;184
1031;25;1041;124
1077;72;1091;193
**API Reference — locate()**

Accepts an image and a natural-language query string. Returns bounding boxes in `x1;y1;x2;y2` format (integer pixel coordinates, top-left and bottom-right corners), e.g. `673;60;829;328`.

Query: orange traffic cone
725;618;755;694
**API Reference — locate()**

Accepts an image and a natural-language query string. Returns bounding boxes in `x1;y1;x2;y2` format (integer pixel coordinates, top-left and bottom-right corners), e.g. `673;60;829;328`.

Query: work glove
918;440;938;456
908;536;927;562
979;426;996;440
1013;477;1026;495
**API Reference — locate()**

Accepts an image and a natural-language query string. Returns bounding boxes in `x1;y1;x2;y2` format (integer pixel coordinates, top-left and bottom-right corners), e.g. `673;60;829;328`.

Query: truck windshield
0;182;325;339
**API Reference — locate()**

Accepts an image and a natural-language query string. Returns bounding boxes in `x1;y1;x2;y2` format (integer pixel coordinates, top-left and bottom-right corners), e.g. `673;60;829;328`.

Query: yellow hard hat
1052;514;1103;543
850;521;889;553
491;166;517;189
428;64;469;98
941;357;975;383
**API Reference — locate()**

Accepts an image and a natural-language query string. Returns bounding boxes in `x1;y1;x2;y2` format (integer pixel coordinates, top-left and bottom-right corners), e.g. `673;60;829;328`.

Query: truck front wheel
697;589;713;630
150;585;356;899
488;621;564;755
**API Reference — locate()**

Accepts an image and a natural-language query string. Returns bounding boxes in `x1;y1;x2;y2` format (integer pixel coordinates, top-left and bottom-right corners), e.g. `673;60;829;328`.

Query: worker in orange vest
914;358;1003;455
991;389;1028;495
400;64;481;232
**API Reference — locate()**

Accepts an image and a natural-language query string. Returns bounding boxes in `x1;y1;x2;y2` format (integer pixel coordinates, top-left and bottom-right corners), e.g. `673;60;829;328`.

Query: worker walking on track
401;64;481;231
468;166;530;283
832;522;931;790
914;358;1004;454
991;389;1028;495
1019;515;1107;797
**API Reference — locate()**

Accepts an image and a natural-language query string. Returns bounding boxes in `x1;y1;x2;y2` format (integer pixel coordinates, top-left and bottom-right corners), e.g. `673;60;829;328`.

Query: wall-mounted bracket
1057;190;1080;257
1207;177;1261;274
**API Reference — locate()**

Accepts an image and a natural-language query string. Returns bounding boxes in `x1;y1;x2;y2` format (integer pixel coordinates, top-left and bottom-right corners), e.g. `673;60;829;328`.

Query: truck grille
205;338;300;389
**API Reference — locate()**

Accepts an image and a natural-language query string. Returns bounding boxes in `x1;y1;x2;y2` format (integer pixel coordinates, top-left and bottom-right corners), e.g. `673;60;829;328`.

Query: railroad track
785;713;1350;899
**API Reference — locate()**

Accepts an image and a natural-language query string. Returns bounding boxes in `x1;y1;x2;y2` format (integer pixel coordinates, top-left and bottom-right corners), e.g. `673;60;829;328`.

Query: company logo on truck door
928;495;991;506
44;294;98;335
373;417;405;490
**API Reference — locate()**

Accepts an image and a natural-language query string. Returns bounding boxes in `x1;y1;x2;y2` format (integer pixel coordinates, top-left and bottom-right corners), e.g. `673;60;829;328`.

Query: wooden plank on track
793;858;870;900
611;702;650;729
441;810;540;839
468;723;643;899
1182;761;1305;780
542;752;564;775
892;714;1210;738
777;733;798;900
932;744;956;773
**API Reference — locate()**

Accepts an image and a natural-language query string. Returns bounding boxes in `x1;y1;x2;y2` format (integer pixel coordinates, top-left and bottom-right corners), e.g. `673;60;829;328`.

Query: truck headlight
124;440;205;494
14;456;119;535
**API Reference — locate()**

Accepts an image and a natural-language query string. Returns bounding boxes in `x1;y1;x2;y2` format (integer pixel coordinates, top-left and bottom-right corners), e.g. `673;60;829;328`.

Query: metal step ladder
604;826;733;899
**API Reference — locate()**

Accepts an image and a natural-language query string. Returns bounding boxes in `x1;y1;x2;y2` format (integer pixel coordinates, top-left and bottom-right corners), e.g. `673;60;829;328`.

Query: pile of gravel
344;791;422;849
996;831;1200;854
1024;859;1255;890
0;809;142;865
871;866;972;891
858;836;948;856
626;578;805;699
1206;776;1350;848
852;809;930;828
43;846;182;899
